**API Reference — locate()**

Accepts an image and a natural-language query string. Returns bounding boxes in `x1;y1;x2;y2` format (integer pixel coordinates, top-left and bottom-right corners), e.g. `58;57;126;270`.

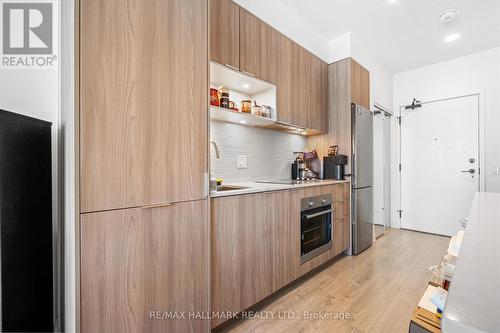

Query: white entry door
400;95;479;236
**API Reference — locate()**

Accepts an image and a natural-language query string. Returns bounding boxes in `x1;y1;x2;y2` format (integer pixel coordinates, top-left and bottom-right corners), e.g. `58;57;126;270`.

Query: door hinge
397;116;402;126
399;163;402;172
397;210;403;218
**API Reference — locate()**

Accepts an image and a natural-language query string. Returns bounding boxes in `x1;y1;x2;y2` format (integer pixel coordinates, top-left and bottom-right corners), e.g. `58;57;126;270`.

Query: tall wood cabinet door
146;200;210;333
273;190;301;290
276;35;298;125
81;201;210;333
359;64;370;109
239;9;278;83
140;0;208;206
81;209;148;333
309;55;328;132
210;0;240;69
329;59;353;172
211;194;274;328
319;60;329;133
296;46;312;128
80;0;142;212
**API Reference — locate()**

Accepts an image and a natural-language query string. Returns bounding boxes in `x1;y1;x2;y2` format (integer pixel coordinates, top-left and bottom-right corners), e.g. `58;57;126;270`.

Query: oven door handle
304;209;333;220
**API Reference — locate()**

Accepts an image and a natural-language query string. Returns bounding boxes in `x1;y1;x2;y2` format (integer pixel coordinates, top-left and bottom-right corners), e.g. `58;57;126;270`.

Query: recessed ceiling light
239;120;247;124
444;33;461;42
388;0;397;3
440;9;457;24
242;84;251;89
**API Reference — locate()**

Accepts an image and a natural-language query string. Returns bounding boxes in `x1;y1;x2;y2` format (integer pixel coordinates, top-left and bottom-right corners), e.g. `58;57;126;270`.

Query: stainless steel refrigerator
351;104;374;255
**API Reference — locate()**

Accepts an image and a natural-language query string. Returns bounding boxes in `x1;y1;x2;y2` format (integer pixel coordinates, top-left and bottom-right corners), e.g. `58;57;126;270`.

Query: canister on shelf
251;101;262;116
219;86;230;108
241;100;251;113
210;88;220;107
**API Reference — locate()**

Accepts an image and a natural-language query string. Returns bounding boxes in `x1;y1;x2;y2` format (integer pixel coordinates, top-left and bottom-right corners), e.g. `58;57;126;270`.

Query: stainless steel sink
217;185;249;192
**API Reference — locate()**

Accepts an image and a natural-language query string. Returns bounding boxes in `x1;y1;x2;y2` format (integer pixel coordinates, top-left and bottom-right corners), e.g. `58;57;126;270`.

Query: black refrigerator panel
0;110;53;332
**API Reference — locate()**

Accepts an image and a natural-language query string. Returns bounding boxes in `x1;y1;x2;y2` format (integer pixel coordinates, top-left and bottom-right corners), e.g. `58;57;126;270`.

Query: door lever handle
461;169;476;174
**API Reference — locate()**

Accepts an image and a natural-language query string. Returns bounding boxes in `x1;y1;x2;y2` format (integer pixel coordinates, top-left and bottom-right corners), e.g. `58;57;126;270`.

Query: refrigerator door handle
351;153;356;187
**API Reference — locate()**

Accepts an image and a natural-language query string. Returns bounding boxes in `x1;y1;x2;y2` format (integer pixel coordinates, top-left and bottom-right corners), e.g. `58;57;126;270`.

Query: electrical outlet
237;155;247;169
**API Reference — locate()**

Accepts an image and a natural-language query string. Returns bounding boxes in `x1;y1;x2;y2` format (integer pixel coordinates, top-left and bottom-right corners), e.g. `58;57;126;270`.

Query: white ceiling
280;0;500;73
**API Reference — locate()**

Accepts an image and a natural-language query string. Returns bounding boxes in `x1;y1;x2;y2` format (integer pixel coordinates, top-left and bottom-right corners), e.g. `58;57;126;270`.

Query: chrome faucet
210;140;220;159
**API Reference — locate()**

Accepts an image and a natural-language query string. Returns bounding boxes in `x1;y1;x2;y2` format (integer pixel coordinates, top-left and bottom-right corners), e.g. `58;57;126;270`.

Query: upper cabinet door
276;34;298;125
80;0;143;213
239;9;277;84
210;0;240;69
310;55;329;133
140;0;208;205
351;59;370;109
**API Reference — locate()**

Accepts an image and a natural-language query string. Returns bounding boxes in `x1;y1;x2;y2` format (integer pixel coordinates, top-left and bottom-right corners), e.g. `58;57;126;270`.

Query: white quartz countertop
210;179;350;198
442;192;500;333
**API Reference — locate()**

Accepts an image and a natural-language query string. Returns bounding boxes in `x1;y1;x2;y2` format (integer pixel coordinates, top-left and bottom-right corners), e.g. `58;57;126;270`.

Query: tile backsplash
210;121;307;183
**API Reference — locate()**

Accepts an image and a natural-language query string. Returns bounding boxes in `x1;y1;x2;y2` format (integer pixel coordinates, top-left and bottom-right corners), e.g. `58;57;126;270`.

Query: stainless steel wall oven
300;195;333;264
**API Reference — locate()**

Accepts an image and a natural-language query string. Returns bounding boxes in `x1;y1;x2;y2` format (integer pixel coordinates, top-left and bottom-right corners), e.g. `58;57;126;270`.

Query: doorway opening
373;104;392;238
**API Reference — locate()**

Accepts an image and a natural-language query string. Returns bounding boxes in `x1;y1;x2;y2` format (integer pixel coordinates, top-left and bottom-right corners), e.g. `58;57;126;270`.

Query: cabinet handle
242;70;256;77
275;121;307;131
224;64;240;71
142;202;173;209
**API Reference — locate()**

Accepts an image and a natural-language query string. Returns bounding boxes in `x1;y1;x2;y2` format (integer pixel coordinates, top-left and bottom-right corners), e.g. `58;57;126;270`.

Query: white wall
60;0;76;331
350;34;394;110
328;32;351;63
210;122;307;183
393;47;500;193
234;0;329;61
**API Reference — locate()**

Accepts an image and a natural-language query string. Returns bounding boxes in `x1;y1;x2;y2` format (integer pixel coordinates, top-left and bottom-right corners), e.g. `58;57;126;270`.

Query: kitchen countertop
442;192;500;333
210;179;350;198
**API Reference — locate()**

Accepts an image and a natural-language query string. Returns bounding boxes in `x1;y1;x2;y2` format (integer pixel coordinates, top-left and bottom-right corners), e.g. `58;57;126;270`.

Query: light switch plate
237;155;247;169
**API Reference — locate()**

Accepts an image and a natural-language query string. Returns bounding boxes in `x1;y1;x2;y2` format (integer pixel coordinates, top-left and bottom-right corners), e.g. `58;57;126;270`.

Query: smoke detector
440;9;457;23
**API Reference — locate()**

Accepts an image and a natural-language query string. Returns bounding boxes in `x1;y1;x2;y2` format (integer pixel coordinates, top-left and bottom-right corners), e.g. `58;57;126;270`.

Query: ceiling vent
440;9;457;23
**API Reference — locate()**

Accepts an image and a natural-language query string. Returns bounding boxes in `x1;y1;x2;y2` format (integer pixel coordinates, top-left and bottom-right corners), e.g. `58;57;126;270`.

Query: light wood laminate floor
221;229;449;333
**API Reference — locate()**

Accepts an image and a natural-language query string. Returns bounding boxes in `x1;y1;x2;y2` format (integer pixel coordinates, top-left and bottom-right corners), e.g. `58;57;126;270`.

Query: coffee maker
323;154;348;180
291;153;306;180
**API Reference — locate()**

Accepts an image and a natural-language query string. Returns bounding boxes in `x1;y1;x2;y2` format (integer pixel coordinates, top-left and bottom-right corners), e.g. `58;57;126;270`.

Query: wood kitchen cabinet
276;40;328;133
276;33;299;126
210;0;240;69
81;200;209;333
239;9;278;84
209;0;328;133
307;58;370;172
308;53;328;132
80;0;143;212
80;0;208;212
211;184;350;328
140;0;208;206
79;0;210;332
211;193;274;328
351;58;370;110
